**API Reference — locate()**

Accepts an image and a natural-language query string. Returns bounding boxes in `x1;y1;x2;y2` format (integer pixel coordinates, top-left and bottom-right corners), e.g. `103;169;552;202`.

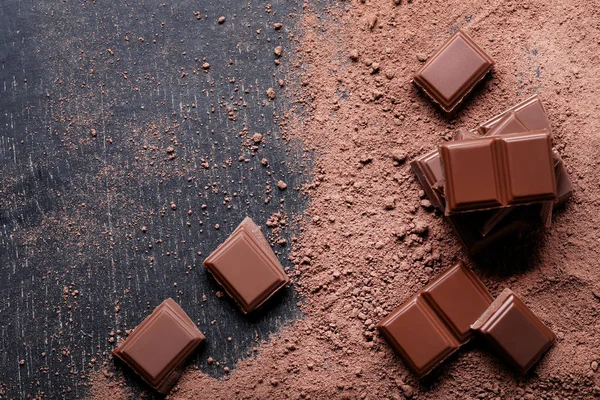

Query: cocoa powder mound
90;0;600;398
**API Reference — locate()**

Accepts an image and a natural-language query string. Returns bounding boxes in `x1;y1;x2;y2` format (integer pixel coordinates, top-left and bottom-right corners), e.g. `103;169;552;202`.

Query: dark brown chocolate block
413;29;494;113
478;94;552;135
472;289;556;374
112;299;205;394
378;261;492;378
203;217;289;313
440;131;557;215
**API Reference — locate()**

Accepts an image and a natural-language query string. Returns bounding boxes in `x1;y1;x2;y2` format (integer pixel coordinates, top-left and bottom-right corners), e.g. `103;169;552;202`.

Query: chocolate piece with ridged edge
413;29;494;113
472;289;556;374
203;217;289;313
112;298;205;394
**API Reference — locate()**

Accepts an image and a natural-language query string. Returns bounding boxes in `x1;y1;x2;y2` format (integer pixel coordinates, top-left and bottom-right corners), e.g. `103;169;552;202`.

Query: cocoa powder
90;0;600;398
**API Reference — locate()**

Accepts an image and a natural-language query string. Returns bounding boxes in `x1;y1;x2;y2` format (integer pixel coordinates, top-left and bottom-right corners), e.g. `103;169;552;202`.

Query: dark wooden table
0;0;308;398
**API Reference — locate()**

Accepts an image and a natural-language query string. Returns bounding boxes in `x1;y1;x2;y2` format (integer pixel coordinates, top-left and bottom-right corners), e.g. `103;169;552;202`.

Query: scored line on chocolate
377;261;492;378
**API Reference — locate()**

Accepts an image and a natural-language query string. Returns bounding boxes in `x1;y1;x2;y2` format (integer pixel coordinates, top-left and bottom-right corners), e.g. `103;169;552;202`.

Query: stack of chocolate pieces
378;261;556;377
411;29;572;253
411;95;573;253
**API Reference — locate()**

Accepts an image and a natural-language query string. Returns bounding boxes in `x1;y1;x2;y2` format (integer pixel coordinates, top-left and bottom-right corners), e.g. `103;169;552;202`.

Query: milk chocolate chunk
413;29;494;113
485;111;529;137
203;217;289;313
440;131;557;214
112;299;205;394
410;149;445;211
378;261;492;377
472;289;556;374
378;296;460;378
478;94;552;135
421;261;493;342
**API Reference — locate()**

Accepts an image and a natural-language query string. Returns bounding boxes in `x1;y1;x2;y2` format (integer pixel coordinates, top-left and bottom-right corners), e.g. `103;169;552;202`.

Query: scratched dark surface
0;0;311;398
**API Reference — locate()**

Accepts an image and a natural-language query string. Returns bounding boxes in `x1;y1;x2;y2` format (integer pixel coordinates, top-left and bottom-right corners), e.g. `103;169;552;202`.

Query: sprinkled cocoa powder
89;0;600;398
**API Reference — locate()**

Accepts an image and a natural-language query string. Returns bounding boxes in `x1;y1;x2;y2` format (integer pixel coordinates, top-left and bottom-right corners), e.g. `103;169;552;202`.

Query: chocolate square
421;261;493;342
112;298;205;394
203;217;289;313
440;138;502;213
378;296;460;378
499;132;557;204
413;29;494;113
472;289;556;374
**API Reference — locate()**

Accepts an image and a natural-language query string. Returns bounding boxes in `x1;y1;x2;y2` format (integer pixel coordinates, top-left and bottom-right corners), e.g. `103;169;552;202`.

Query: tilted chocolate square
413;29;494;113
112;298;205;394
472;289;556;374
203;217;289;313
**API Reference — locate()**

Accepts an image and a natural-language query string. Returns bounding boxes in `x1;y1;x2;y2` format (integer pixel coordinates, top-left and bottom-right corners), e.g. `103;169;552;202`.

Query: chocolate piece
413;29;494;113
440;131;557;214
410;149;445;211
453;127;480;141
484;111;554;227
378;261;492;377
421;261;493;342
478;95;552;135
472;289;556;374
112;299;205;394
485;111;528;137
478;95;572;206
203;217;289;313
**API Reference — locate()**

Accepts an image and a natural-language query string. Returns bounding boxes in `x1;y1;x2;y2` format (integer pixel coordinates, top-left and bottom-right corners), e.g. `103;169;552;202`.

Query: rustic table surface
0;0;309;398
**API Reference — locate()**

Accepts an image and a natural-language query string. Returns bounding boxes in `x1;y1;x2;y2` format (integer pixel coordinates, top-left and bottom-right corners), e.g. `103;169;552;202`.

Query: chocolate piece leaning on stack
413;29;494;113
377;261;492;378
112;299;205;394
472;289;556;374
203;217;289;313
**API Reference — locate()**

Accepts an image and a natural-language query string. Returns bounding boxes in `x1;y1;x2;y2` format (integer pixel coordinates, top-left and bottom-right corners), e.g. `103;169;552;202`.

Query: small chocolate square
421;261;493;342
499;132;557;204
378;296;460;378
472;289;556;374
413;29;494;113
203;217;289;313
112;298;205;394
440;138;502;213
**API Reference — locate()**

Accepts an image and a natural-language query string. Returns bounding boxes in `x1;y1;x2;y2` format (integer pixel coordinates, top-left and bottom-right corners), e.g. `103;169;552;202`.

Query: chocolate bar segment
378;261;491;377
485;111;528;137
478;94;552;135
378;296;460;378
203;217;289;313
421;261;493;342
413;29;494;113
112;299;205;394
499;132;557;204
440;137;502;213
472;289;556;374
440;131;557;214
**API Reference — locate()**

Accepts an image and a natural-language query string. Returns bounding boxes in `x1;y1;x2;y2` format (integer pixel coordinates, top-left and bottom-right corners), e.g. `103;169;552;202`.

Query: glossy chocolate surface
378;261;492;377
203;217;289;313
440;131;557;214
413;29;494;113
472;289;556;374
478;95;552;135
112;299;205;394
